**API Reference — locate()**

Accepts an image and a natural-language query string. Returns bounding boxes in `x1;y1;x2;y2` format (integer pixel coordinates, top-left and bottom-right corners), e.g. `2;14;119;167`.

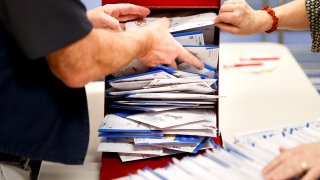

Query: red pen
223;63;263;68
240;57;280;61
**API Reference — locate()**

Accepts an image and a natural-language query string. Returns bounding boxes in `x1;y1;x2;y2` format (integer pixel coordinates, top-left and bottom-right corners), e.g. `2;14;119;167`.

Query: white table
39;42;320;179
219;42;320;141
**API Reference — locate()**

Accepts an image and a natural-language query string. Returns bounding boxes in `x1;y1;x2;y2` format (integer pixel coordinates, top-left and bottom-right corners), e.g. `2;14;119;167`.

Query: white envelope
126;92;220;101
173;31;205;46
98;137;163;155
126;109;215;128
107;82;215;96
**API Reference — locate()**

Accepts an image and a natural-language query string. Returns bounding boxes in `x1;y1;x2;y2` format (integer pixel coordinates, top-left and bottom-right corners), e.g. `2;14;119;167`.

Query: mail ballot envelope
100;1;221;179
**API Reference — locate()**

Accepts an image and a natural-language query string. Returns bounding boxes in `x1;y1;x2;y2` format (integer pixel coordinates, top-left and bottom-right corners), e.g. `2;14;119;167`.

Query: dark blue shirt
0;0;93;164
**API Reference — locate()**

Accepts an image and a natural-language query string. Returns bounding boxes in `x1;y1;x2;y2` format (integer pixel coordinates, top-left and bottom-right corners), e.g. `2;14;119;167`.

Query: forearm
275;0;309;30
258;0;309;31
47;28;149;88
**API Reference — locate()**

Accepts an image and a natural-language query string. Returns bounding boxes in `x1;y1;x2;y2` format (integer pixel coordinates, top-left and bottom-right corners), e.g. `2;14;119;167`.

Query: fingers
156;17;171;28
301;167;320;180
215;12;239;26
223;0;246;4
100;14;122;30
87;9;122;30
139;17;201;70
264;158;303;180
279;146;288;153
219;4;236;13
263;149;292;174
167;59;178;69
117;14;146;22
177;45;204;70
103;4;150;20
215;23;239;34
120;23;126;30
262;156;284;175
263;146;314;180
116;4;150;17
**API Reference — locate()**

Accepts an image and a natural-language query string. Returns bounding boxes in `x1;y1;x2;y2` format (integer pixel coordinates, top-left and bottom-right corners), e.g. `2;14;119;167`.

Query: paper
98;137;163;155
121;120;320;179
125;12;217;44
109;70;176;83
98;132;163;138
147;65;208;79
98;114;159;133
125;109;215;128
107;82;215;96
118;149;181;162
100;11;219;162
163;129;217;137
146;77;216;88
114;10;218;78
156;137;209;153
114;100;215;106
133;135;203;145
109;80;152;91
126;92;220;101
111;59;148;78
165;120;217;130
184;46;219;68
107;104;188;112
172;31;205;46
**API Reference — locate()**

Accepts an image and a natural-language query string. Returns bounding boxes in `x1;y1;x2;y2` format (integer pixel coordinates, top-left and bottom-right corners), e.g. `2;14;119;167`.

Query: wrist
134;28;152;59
255;10;273;33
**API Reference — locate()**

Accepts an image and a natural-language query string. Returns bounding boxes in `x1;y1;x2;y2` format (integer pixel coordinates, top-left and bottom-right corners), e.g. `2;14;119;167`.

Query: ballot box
100;1;221;179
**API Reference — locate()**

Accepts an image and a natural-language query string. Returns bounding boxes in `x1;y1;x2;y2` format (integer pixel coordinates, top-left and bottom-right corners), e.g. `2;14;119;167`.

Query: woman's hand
263;143;320;180
215;0;272;35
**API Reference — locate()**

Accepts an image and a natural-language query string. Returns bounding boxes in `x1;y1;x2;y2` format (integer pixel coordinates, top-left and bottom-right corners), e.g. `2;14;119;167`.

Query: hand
87;3;150;30
138;18;204;69
263;143;320;180
215;0;272;35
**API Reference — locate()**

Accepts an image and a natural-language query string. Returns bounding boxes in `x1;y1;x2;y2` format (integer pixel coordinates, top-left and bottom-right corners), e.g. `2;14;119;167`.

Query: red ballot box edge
102;0;220;8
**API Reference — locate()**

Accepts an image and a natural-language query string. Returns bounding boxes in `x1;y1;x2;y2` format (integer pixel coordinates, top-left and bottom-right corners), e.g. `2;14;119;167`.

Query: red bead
261;6;279;33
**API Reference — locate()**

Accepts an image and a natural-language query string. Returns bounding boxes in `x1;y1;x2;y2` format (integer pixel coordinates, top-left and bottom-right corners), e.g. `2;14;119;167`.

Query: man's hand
263;143;320;180
138;18;204;70
47;9;203;88
87;3;150;30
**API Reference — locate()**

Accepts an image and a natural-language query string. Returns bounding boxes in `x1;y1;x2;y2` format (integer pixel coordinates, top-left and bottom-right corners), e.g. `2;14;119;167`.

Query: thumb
158;17;171;28
100;14;122;30
214;16;220;24
279;146;288;153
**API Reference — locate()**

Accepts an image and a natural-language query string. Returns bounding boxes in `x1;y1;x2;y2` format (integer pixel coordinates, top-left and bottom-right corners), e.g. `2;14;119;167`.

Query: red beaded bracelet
261;6;279;33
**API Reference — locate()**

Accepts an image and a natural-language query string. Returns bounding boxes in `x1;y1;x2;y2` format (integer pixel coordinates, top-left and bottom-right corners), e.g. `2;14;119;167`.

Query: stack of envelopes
118;120;320;179
98;11;220;162
98;65;219;162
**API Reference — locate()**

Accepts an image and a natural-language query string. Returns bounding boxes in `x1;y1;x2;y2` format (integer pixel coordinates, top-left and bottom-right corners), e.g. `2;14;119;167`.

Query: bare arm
215;0;309;35
46;18;203;88
273;0;309;30
46;28;146;88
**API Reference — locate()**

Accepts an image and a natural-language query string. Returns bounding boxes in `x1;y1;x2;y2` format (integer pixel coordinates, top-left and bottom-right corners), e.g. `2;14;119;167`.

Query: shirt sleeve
0;0;93;59
306;0;320;53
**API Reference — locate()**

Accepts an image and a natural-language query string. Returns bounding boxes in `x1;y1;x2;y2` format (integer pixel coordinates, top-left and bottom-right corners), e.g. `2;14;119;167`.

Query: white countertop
219;42;320;141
